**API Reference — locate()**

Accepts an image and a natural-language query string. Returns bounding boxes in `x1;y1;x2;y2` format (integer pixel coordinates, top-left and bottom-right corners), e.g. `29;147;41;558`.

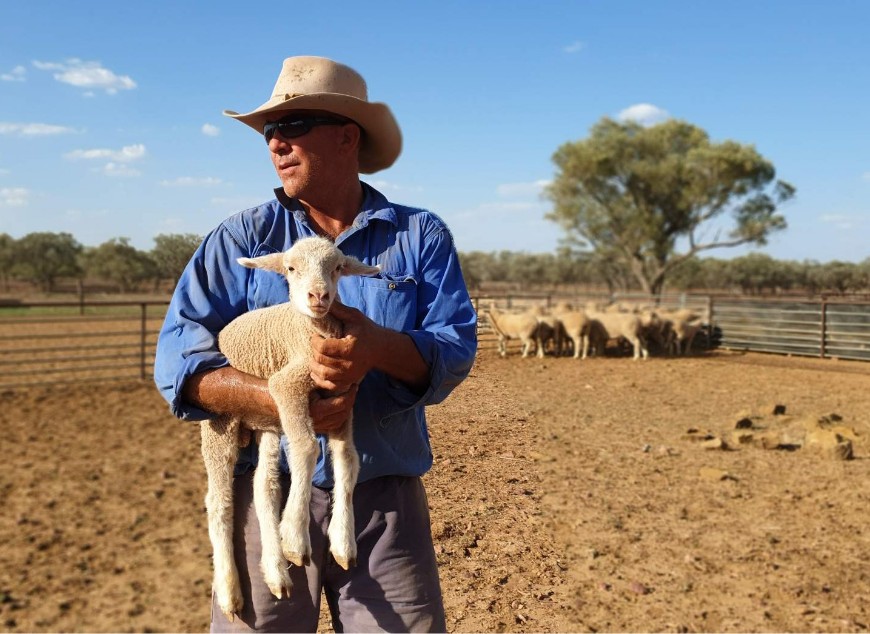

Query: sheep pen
1;347;869;632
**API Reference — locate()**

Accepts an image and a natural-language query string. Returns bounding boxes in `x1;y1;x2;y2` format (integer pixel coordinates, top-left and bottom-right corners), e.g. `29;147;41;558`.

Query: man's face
265;110;353;200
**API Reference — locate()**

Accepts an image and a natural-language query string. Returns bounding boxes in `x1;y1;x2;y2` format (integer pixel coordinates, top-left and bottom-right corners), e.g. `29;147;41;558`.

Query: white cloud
0;187;29;206
366;179;423;193
65;143;146;163
819;213;855;230
1;65;26;82
160;176;223;187
32;58;136;94
65;144;145;178
496;180;551;198
0;122;78;136
201;123;220;137
616;103;670;126
563;41;585;54
101;162;141;178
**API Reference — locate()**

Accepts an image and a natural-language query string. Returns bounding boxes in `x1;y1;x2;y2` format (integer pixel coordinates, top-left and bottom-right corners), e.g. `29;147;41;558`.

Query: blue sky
1;1;868;263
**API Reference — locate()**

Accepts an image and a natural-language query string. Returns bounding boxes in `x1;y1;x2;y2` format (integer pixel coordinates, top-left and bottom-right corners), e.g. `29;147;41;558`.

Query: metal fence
0;300;168;390
473;292;870;361
711;297;870;362
1;295;868;390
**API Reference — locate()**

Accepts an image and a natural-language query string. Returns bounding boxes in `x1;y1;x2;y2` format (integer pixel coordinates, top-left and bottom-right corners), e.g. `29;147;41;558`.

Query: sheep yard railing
1;295;868;390
472;293;870;362
0;299;168;390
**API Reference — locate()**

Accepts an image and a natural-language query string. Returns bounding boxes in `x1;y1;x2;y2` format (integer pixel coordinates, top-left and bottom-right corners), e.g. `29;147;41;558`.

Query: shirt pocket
249;244;289;309
359;274;418;331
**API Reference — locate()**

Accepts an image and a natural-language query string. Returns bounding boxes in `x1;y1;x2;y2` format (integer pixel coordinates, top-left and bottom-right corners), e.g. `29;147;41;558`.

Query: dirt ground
1;349;868;633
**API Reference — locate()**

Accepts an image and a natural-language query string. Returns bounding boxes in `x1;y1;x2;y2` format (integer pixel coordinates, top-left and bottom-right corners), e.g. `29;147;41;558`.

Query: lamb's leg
268;365;318;568
253;430;293;599
327;415;359;570
201;418;243;621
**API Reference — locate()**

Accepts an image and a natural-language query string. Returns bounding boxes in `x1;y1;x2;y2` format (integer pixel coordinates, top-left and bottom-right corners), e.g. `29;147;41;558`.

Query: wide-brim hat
223;56;402;174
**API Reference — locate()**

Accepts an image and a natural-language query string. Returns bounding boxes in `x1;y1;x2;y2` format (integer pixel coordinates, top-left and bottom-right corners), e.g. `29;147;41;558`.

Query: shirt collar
273;181;397;232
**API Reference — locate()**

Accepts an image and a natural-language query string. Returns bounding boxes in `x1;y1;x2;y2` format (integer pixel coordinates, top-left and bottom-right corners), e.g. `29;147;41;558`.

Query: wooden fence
0;295;868;389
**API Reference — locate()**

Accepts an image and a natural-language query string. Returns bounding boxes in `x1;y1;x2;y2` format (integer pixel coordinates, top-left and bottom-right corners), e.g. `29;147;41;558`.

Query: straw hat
223;56;402;174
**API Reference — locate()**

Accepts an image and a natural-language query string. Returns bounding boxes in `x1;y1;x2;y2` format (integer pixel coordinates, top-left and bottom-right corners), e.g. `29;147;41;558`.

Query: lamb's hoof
263;565;293;600
283;549;311;568
217;594;243;623
331;553;357;570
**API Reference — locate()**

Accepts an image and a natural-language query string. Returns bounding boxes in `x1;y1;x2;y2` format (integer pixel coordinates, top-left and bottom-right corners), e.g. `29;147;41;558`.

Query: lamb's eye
287;266;295;273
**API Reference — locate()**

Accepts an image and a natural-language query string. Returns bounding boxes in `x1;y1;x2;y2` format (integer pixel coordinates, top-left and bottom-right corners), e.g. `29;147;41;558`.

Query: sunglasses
263;116;348;143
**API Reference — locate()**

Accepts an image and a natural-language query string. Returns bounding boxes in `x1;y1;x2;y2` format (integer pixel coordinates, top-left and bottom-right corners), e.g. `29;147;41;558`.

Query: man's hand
310;301;382;392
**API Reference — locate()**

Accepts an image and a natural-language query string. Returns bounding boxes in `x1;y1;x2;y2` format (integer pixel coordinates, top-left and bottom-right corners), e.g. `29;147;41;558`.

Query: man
154;56;477;632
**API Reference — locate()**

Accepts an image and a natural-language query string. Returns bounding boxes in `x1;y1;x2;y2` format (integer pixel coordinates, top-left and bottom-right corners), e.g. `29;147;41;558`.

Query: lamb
485;302;541;358
200;236;380;620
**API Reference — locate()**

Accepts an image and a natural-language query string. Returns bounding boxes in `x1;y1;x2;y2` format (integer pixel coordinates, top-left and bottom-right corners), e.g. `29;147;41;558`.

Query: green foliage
546;117;795;297
82;238;158;293
0;233;14;291
12;232;83;291
150;233;203;284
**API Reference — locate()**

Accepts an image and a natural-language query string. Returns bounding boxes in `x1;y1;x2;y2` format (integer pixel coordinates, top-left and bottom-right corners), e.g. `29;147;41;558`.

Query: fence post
820;298;828;359
140;303;147;379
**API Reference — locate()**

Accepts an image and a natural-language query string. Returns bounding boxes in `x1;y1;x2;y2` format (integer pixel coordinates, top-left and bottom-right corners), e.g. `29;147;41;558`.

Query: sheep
200;236;380;620
656;308;705;355
530;304;566;357
551;302;593;359
584;308;649;360
485;302;540;358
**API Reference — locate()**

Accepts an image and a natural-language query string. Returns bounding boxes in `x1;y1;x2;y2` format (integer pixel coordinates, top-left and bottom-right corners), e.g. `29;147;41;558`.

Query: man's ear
237;252;286;274
341;255;380;277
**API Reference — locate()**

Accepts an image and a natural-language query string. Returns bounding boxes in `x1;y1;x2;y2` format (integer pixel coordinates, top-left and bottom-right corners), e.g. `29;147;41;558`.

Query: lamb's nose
309;290;330;304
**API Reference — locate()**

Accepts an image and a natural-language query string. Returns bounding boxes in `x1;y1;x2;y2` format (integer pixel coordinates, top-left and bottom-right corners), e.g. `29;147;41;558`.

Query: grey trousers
210;471;446;633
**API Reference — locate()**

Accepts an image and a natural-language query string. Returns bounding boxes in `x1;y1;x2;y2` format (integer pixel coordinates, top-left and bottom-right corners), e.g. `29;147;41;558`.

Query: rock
772;404;787;415
629;581;651;595
735;417;754;430
731;430;755;446
804;428;854;460
701;436;728;450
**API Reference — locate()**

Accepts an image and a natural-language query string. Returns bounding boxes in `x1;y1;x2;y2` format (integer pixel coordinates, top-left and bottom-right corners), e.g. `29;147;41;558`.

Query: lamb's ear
341;255;380;277
237;252;286;274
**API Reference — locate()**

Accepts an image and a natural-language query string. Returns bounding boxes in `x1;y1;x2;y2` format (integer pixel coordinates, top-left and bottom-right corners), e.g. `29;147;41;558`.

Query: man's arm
309;301;430;395
183;365;358;434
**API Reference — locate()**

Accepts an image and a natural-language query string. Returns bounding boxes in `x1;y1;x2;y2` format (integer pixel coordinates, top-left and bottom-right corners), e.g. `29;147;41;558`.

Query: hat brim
224;93;401;174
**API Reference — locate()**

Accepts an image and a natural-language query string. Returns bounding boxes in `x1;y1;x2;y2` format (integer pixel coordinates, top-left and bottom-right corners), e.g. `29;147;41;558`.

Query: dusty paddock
1;349;869;633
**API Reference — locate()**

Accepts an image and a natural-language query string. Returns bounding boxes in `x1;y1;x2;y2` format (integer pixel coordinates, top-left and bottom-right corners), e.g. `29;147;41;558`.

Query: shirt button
388;282;397;290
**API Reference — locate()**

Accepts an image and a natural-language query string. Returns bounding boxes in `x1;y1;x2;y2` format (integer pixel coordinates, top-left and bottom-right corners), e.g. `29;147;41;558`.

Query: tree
150;233;203;285
82;238;158;293
0;233;15;292
12;232;83;292
545;117;795;298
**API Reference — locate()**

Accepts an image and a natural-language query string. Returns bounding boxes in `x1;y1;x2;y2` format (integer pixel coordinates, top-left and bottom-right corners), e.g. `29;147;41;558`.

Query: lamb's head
237;236;380;318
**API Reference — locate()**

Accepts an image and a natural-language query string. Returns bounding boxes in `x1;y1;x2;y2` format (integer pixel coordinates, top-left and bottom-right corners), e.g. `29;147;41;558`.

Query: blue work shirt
154;182;478;488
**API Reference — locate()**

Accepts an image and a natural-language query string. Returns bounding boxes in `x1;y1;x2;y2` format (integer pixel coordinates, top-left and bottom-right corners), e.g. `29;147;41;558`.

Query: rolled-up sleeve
389;225;478;409
153;225;252;421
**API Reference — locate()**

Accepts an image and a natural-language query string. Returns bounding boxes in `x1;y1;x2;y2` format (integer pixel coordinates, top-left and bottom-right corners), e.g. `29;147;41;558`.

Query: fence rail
1;295;868;389
0;300;167;390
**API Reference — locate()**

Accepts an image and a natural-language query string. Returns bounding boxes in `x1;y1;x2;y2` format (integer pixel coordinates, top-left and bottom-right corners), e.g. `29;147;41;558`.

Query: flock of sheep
483;300;707;360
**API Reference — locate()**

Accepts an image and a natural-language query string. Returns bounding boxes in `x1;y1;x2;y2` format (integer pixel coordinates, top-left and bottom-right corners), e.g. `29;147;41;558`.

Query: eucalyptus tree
546;117;795;298
82;238;157;293
12;231;83;292
150;233;203;286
